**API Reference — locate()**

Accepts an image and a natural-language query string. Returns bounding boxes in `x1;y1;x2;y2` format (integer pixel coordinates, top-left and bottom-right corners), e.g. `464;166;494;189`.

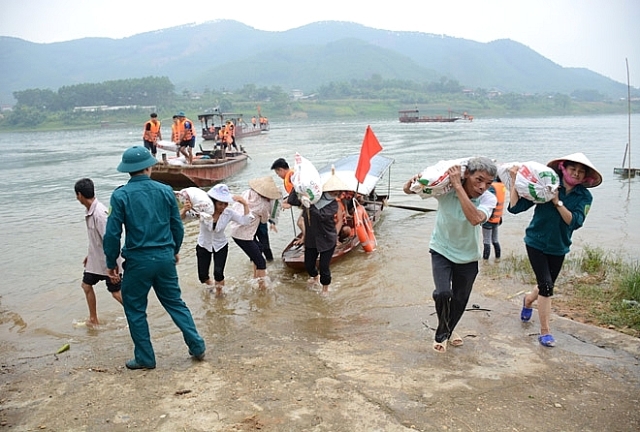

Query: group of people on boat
251;115;269;130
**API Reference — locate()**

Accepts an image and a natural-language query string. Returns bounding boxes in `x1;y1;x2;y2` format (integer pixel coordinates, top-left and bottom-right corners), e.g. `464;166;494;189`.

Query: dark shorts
180;137;196;148
82;271;121;293
143;140;157;154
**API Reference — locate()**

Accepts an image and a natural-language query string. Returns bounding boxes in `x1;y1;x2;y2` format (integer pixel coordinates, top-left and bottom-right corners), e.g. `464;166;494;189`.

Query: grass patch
489;245;640;337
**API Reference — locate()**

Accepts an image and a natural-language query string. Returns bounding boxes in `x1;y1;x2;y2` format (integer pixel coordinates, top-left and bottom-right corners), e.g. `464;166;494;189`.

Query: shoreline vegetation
483;246;640;338
0;96;635;133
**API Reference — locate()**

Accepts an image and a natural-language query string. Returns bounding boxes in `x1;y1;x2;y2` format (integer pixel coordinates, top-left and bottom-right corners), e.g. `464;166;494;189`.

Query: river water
1;115;639;357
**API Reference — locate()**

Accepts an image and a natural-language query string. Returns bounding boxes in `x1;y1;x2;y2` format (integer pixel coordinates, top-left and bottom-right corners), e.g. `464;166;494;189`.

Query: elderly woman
404;156;498;353
229;177;282;290
508;153;602;347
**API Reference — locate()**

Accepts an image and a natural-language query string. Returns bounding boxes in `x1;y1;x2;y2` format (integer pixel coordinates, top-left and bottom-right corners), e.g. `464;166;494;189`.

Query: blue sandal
520;297;533;322
538;334;556;347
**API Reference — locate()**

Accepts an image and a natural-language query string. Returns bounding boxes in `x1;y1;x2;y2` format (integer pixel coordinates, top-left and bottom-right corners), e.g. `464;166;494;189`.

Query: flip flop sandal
521;296;533;322
538;334;556;347
449;332;464;347
433;340;447;353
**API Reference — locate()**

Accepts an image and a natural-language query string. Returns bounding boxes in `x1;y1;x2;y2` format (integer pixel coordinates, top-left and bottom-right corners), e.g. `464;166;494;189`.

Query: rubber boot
483;244;491;260
493;243;501;259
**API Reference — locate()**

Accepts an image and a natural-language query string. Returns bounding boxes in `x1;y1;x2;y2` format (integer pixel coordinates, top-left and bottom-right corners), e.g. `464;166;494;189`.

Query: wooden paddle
364;200;436;213
385;202;436;212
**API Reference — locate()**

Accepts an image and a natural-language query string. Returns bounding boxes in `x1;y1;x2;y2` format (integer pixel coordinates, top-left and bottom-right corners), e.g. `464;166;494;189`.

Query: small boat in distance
198;108;269;142
281;154;394;270
399;109;473;123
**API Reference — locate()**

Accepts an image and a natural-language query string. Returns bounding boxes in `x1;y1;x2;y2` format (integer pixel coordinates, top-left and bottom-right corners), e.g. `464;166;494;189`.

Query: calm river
1;115;639;356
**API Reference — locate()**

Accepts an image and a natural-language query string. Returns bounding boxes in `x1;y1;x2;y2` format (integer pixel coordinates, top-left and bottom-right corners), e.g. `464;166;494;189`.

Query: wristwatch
556;200;564;208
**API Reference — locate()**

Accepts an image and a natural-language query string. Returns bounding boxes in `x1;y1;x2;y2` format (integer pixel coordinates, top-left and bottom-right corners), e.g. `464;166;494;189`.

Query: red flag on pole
355;126;383;183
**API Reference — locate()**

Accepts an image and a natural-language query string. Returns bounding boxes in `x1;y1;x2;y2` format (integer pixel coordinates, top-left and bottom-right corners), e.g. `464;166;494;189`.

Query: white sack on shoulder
176;187;215;214
409;158;468;199
291;152;322;206
498;161;559;203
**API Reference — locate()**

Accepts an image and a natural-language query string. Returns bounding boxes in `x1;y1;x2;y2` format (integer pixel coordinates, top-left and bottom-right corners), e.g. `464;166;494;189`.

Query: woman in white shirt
181;183;252;296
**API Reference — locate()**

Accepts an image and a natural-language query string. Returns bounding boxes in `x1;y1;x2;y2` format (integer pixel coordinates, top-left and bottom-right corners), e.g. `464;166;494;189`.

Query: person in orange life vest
228;122;238;151
482;177;506;260
271;158;305;244
170;115;180;158
176;111;196;164
143;113;162;158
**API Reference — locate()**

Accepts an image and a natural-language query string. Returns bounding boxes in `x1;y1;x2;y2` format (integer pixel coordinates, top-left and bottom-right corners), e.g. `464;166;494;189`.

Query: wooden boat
281;154;394;270
150;148;249;189
399;109;473;123
198;108;269;142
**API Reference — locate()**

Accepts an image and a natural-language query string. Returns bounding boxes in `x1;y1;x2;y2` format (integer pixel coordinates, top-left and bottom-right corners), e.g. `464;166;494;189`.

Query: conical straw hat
547;152;602;188
248;176;282;199
322;166;351;192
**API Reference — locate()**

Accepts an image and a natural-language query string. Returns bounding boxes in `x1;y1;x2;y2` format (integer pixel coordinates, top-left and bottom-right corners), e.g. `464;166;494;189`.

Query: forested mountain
0;20;631;104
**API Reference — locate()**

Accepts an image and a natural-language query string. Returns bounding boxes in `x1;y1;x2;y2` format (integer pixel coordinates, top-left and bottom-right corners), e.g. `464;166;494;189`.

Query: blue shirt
103;175;184;268
508;182;592;256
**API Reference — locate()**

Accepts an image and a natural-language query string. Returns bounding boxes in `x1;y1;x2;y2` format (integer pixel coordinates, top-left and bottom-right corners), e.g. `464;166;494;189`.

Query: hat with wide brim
322;167;351;192
117;146;157;173
547;152;602;188
176;111;186;117
249;176;282;200
207;184;235;203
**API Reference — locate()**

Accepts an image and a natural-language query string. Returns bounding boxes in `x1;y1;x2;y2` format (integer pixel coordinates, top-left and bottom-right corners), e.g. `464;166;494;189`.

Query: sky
1;0;639;87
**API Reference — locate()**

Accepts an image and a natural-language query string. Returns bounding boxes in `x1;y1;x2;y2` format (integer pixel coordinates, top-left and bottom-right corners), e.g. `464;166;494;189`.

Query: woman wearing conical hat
229;176;282;290
287;169;348;293
508;152;602;347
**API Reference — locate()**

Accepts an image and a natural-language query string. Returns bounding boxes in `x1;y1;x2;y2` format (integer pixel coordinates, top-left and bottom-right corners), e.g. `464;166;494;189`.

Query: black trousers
430;250;478;343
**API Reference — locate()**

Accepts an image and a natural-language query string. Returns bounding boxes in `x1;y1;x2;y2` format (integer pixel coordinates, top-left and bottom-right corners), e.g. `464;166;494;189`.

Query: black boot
483;244;490;260
493;243;501;259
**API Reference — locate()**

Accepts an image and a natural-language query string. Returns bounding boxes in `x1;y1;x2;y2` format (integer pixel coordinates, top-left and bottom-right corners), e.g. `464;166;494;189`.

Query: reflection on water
1;115;639;353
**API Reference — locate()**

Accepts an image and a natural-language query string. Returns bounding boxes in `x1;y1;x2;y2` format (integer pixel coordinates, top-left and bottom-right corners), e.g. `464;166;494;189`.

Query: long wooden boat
282;154;394;270
399;109;473;123
198;109;269;142
150;149;249;189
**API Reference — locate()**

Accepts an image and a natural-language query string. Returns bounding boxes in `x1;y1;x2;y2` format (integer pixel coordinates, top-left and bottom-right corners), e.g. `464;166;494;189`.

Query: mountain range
0;20;633;104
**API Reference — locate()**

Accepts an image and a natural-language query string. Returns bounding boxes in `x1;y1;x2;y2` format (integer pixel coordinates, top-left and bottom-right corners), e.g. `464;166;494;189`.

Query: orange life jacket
171;122;180;143
180;118;195;141
143;119;161;141
487;181;506;224
283;170;294;194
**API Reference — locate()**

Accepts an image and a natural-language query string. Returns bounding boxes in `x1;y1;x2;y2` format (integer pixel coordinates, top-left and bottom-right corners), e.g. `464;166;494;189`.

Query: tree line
0;74;624;129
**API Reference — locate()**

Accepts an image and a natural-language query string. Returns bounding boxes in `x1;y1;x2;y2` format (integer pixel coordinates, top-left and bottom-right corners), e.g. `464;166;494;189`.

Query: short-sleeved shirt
429;189;496;264
84;199;111;276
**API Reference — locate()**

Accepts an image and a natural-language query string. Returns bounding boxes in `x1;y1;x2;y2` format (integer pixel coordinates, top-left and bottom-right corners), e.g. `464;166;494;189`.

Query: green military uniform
104;146;205;369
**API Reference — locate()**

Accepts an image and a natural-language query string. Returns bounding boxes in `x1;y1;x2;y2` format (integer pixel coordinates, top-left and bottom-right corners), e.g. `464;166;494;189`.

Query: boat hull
282;198;385;270
150;153;248;189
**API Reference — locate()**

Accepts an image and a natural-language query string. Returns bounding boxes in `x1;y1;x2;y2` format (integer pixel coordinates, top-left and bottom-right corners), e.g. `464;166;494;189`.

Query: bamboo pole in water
626;58;632;193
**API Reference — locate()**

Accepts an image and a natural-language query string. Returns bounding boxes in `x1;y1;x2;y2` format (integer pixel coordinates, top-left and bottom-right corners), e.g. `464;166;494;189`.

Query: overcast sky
1;0;638;86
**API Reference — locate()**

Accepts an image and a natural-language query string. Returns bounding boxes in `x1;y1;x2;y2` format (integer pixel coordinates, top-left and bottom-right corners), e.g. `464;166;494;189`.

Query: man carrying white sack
508;152;602;348
404;157;497;353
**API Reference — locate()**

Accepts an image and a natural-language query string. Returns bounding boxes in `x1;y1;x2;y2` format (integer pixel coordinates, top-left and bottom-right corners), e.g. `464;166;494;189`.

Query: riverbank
1;272;638;432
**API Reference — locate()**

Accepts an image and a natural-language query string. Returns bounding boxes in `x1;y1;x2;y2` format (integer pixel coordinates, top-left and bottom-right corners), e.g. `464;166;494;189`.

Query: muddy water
0;115;639;359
